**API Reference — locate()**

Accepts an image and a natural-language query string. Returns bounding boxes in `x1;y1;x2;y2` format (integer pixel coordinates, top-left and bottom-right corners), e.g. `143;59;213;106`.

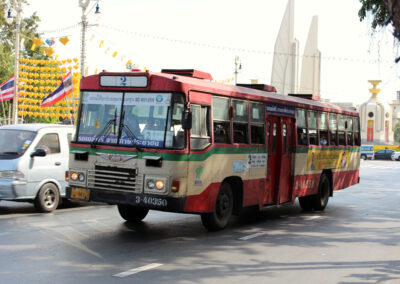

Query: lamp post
234;56;242;85
79;0;100;77
7;0;23;124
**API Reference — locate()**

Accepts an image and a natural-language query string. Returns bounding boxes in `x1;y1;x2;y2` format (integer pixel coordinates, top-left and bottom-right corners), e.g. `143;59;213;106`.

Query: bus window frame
232;99;249;144
190;104;211;151
296;108;308;146
329;113;338;146
212;96;231;144
250;101;265;145
307;110;318;146
319;111;329;146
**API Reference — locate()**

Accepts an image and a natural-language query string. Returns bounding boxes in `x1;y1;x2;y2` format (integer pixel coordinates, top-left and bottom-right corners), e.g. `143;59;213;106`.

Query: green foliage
358;0;389;29
394;122;400;143
0;0;49;123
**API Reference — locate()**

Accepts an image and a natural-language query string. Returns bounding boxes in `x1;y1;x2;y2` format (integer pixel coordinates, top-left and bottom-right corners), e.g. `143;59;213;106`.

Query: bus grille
88;165;143;193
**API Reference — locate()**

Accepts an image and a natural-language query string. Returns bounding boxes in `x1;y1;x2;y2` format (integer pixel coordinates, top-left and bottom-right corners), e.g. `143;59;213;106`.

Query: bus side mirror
182;111;192;130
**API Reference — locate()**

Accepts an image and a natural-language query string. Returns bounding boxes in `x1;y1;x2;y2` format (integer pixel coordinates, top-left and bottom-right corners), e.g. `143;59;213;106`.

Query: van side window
232;99;249;144
212;97;230;144
35;133;60;154
250;102;265;144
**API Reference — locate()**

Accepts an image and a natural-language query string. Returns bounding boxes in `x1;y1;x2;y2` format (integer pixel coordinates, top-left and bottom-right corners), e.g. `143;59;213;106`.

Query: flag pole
61;71;73;125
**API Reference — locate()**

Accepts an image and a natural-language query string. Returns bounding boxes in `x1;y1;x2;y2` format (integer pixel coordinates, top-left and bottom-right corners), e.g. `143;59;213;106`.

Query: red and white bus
67;69;360;230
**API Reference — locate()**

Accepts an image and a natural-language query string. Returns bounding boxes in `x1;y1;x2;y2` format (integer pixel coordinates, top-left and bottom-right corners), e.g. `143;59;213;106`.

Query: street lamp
234;56;242;84
79;0;100;77
6;0;23;124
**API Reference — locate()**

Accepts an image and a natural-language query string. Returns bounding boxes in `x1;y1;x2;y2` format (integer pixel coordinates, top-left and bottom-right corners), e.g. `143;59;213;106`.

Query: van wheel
201;182;233;231
34;183;60;213
312;174;330;211
117;204;149;222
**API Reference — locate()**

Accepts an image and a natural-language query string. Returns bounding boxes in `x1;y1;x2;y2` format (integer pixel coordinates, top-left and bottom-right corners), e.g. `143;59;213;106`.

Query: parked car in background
374;149;395;160
360;145;374;160
391;151;400;161
0;124;74;212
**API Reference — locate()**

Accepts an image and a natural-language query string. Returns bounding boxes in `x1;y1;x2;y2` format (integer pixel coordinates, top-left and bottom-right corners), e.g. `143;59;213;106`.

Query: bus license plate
70;187;90;201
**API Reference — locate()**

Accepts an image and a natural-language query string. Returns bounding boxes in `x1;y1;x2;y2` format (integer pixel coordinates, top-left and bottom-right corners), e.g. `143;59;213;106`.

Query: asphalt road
0;160;399;284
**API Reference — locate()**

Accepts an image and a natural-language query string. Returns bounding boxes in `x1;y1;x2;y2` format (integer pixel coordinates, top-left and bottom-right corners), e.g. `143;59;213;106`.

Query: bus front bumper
66;186;186;213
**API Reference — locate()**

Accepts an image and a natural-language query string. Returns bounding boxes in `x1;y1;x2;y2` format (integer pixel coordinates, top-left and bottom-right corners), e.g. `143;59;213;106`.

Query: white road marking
113;263;163;278
239;232;265;241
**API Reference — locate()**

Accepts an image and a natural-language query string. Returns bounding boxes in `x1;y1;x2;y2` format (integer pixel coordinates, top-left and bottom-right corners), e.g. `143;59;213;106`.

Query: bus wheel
201;183;233;231
298;196;314;211
117;204;149;222
34;183;60;213
312;174;330;211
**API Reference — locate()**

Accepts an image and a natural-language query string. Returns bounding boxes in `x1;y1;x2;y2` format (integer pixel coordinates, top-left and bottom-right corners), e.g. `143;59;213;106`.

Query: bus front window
77;92;122;144
120;93;185;149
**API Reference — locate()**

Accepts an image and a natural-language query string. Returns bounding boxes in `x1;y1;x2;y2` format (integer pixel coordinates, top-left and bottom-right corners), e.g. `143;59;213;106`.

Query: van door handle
55;162;61;166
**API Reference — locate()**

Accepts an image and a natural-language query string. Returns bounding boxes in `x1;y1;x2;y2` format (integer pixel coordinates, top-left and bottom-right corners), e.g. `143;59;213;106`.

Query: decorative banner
17;57;81;121
59;36;70;45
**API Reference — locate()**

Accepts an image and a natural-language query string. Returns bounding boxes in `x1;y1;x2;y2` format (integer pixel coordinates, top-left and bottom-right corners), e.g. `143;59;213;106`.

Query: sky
16;0;400;105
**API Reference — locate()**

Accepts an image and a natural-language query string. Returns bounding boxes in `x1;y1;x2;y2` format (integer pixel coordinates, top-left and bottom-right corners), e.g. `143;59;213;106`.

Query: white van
0;124;74;212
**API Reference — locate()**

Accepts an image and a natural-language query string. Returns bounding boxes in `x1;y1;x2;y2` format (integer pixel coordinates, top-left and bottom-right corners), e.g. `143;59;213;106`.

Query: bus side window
296;108;308;145
190;104;211;150
283;123;287;153
272;123;277;153
347;116;353;146
319;112;328;146
338;115;346;145
250;102;265;144
308;110;318;145
212;97;230;144
232;99;249;144
329;113;337;146
353;117;361;146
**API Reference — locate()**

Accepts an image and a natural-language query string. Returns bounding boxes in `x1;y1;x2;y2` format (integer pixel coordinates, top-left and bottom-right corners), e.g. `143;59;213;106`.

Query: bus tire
34;183;60;213
312;174;330;211
361;154;367;160
117;204;149;222
201;182;233;231
298;196;314;211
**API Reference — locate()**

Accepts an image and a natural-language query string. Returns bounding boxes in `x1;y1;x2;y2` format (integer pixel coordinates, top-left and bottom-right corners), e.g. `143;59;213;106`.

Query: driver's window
35;133;60;155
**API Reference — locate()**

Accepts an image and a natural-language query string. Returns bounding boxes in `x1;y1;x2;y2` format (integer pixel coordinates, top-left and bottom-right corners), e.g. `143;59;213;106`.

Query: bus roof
81;70;358;116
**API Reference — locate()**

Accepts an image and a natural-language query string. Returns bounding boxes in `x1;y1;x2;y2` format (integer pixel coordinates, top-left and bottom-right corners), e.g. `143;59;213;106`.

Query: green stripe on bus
70;146;267;162
295;147;361;154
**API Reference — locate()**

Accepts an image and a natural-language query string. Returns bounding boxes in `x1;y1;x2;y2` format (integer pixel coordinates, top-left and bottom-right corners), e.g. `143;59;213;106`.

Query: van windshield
0;130;36;156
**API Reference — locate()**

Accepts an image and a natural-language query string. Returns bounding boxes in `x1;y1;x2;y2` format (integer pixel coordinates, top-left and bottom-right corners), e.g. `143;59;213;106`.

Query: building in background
359;80;394;145
390;91;400;129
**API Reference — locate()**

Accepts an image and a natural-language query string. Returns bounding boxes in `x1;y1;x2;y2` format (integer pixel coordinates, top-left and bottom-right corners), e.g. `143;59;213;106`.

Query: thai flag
0;75;15;102
41;72;73;107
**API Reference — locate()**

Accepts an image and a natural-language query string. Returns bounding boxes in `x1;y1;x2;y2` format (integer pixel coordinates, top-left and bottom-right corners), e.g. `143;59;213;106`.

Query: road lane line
239;232;264;241
113;263;163;278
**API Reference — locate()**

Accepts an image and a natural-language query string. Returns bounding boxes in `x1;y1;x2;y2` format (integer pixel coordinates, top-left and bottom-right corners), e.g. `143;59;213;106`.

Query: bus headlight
146;179;156;189
145;176;167;194
70;171;85;182
155;180;164;190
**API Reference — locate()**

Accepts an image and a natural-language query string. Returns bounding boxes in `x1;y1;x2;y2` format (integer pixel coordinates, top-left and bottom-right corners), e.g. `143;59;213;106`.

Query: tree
394;122;400;143
358;0;400;43
0;0;48;123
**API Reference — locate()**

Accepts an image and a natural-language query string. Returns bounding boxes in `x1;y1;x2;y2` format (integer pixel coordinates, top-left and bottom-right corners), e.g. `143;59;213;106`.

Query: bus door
266;116;280;204
266;116;294;204
278;117;294;204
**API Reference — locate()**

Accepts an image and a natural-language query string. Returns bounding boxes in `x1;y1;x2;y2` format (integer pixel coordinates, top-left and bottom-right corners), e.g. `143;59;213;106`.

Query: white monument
359;80;394;145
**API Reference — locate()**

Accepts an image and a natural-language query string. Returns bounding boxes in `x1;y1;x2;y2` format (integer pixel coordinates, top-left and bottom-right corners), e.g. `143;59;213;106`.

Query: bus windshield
77;92;185;149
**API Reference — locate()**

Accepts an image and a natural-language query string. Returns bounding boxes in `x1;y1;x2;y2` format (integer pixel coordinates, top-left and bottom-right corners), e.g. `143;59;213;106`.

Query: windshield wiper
120;110;143;152
0;152;21;155
91;118;116;148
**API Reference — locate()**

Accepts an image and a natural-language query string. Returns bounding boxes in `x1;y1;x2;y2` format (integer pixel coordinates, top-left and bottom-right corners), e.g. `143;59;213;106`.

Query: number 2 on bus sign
120;76;127;86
